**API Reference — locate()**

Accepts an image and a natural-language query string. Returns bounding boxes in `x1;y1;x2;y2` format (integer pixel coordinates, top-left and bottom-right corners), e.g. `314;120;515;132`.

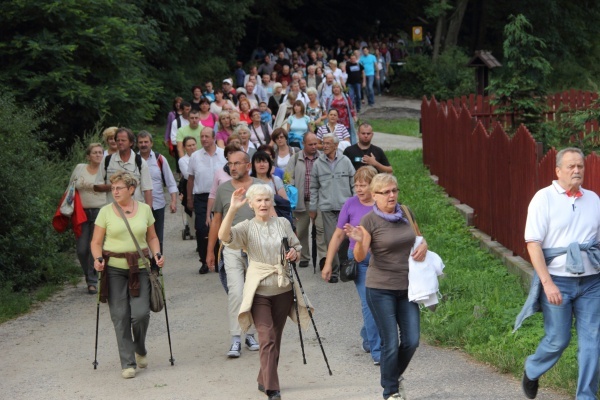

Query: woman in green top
91;171;164;379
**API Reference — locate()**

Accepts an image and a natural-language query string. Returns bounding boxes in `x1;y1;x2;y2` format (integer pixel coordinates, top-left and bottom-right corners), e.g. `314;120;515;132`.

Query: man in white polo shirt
186;127;227;274
516;147;600;399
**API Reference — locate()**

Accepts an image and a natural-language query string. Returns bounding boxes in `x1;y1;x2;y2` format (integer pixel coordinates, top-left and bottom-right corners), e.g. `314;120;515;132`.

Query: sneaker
135;353;148;368
199;263;209;274
373;360;380;366
121;368;136;379
362;342;370;353
386;394;404;400
398;379;407;400
258;383;265;393
245;334;260;351
266;390;281;400
227;341;241;358
299;261;309;268
522;371;538;399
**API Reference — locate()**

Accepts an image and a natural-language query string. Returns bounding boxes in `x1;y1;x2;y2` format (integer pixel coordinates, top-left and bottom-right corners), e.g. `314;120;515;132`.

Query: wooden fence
444;90;599;132
422;94;600;261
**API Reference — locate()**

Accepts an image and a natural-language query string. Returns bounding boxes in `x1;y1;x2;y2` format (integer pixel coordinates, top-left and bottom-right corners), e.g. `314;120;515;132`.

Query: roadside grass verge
364;119;420;137
389;149;576;396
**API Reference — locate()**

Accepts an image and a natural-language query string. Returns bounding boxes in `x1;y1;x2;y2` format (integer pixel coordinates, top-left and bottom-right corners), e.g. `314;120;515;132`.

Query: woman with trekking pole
218;184;308;400
91;171;164;379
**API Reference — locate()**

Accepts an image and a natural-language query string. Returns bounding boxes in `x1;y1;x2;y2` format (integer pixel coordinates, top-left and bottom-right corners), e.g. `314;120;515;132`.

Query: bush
392;47;475;99
0;94;80;291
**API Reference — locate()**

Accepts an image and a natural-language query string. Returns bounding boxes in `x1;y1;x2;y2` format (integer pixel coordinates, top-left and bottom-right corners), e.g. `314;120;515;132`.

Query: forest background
1;0;599;307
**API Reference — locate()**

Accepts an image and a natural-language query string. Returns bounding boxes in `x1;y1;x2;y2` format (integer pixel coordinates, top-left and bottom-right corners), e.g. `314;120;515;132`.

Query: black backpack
104;153;143;183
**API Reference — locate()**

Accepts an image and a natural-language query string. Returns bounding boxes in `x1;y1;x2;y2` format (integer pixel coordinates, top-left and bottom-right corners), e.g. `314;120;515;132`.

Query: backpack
104;153;143;183
154;152;167;187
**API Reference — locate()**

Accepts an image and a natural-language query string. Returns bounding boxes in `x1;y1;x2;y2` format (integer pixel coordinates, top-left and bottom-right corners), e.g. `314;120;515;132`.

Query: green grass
390;149;576;397
365;118;420;137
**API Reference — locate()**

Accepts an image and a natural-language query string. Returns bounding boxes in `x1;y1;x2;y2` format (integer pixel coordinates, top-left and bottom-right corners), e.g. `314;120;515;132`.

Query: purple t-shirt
337;196;373;249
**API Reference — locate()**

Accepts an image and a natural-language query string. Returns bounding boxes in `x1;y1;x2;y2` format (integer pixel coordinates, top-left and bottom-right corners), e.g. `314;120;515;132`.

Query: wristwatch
154;252;162;260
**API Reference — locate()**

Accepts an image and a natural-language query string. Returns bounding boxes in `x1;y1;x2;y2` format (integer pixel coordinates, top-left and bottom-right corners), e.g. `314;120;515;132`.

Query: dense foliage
0;0;251;152
393;47;475;99
0;95;80;291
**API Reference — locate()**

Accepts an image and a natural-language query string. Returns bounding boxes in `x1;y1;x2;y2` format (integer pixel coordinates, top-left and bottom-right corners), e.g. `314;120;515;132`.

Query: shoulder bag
340;258;358;282
60;164;84;217
114;202;164;313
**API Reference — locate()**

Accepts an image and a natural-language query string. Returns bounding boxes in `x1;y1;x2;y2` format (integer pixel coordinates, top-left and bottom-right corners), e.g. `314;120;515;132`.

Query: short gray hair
556;147;584;167
137;130;153;143
322;133;339;144
246;183;274;203
234;122;250;135
306;87;318;96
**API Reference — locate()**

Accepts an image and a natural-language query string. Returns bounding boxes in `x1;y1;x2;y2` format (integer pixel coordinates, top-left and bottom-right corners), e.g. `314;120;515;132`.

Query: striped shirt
316;123;350;142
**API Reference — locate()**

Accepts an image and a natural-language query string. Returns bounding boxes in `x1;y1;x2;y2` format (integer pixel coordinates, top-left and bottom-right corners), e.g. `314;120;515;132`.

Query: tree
488;14;552;138
0;0;162;149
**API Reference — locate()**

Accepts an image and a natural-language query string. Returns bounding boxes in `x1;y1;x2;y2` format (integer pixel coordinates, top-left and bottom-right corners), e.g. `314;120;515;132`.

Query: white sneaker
245;334;260;351
398;379;407;399
121;368;136;379
387;394;404;400
227;341;241;358
135;353;148;368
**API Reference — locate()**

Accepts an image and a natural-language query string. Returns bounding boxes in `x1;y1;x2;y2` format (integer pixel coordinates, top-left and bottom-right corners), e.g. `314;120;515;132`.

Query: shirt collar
552;180;583;198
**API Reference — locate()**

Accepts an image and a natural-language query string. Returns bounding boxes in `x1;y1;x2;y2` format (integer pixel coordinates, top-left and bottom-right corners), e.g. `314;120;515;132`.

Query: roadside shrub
0;93;79;291
393;47;475;99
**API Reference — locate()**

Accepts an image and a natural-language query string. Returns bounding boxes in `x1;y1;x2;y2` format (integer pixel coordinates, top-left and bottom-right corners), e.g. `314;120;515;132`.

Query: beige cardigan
238;260;314;332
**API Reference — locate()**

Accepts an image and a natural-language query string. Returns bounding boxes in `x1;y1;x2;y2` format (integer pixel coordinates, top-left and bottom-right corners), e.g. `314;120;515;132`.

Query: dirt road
0;97;569;399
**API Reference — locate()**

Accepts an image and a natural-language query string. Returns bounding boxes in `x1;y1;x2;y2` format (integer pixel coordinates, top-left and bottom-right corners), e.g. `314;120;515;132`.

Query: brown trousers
252;290;294;391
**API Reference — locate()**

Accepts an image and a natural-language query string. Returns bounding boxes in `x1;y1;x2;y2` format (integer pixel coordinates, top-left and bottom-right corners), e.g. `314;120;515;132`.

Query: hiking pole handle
282;237;296;267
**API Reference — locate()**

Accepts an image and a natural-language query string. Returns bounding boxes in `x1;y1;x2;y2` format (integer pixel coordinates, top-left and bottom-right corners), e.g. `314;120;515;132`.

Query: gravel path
0;96;569;399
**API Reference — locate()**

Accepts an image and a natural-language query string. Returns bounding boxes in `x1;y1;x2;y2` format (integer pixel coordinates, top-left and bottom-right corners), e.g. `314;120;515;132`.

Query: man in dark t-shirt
346;54;365;113
344;123;393;173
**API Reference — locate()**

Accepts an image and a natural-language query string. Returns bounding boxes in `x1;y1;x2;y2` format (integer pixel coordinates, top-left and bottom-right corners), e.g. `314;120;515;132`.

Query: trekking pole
160;271;175;366
311;223;317;274
282;238;306;364
93;268;102;370
290;248;333;376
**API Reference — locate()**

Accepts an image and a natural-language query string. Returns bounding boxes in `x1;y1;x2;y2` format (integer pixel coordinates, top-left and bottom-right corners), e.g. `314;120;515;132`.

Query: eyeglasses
374;188;399;196
227;161;248;168
111;186;128;192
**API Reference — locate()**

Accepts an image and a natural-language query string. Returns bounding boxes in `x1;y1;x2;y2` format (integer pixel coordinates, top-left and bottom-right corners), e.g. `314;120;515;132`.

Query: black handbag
340;259;358;282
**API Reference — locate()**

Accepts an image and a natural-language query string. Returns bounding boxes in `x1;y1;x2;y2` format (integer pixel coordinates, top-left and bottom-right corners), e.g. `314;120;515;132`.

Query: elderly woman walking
91;171;164;379
346;173;428;400
218;184;308;400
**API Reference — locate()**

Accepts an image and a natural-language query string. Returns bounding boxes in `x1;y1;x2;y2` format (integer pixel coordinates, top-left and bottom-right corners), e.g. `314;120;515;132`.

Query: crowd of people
67;37;438;400
66;36;600;398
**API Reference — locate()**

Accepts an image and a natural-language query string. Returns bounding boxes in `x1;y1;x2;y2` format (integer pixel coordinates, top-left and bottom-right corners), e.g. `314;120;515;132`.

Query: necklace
122;201;135;214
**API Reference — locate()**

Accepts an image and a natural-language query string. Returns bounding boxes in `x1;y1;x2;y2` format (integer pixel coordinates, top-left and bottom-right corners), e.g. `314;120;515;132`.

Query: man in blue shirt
359;47;378;107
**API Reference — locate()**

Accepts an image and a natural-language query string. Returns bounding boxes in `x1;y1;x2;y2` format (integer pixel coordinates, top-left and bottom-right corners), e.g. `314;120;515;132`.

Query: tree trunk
444;0;469;50
432;0;446;61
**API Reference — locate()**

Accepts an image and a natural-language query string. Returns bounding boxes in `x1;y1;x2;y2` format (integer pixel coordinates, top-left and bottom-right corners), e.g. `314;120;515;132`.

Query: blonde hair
370;173;398;194
109;171;138;189
86;142;103;156
102;126;118;142
354;166;378;184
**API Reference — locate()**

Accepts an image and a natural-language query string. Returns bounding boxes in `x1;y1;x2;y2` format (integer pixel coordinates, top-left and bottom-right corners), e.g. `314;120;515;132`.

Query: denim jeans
348;83;362;112
365;75;375;105
367;287;420;399
525;274;600;400
349;250;381;362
